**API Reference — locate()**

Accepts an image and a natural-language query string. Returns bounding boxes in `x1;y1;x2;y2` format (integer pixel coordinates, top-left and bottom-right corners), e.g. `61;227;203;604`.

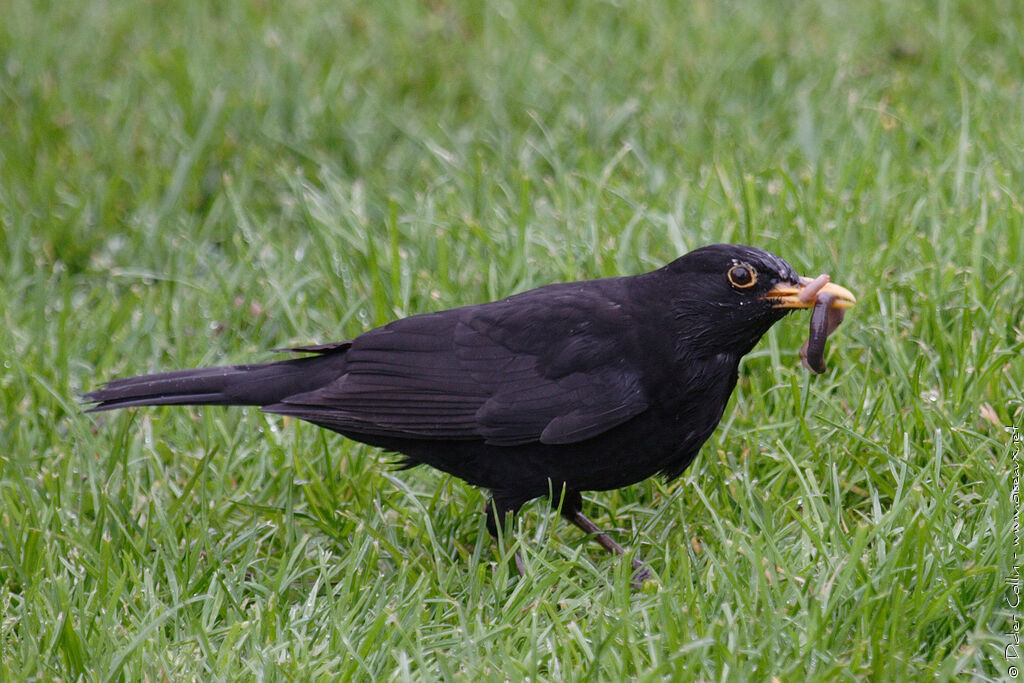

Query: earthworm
800;292;845;374
798;274;831;304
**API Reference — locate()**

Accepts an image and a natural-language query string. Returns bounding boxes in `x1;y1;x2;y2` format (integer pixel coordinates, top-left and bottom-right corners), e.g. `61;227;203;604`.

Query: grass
2;0;1022;679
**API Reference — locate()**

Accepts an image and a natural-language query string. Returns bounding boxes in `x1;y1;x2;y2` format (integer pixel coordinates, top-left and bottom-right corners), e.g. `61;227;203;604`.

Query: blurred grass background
1;0;1022;679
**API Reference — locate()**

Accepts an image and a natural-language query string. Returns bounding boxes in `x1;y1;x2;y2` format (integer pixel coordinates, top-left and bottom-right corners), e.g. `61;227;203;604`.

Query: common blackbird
85;243;855;581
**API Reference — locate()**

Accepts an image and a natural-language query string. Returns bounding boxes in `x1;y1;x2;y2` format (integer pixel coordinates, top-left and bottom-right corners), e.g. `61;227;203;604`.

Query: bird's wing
265;284;649;446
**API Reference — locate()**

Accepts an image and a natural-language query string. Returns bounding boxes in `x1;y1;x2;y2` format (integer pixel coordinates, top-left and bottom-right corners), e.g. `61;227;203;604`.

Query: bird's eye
727;264;757;289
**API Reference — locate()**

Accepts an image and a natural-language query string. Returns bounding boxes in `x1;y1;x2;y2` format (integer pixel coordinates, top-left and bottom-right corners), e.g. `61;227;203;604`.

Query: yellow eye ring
727;264;757;289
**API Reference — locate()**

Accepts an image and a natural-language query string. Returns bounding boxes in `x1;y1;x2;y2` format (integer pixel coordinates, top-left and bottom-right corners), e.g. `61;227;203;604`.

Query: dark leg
485;497;525;577
559;491;652;585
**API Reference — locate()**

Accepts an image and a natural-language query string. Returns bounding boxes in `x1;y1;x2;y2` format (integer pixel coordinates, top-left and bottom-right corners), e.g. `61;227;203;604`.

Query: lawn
1;0;1022;679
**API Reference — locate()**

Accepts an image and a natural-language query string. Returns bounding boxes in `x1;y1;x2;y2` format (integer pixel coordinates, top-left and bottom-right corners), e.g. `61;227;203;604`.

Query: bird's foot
630;557;653;587
569;510;653;588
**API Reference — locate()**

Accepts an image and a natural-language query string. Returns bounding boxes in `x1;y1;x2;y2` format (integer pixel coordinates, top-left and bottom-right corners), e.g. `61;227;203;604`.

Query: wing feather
265;283;649;445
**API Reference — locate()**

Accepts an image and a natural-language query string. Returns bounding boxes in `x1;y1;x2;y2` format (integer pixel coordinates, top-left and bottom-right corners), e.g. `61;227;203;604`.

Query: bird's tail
83;351;347;412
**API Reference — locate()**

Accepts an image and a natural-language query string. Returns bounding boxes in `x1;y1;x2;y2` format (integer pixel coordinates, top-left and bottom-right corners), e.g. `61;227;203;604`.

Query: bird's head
661;243;856;358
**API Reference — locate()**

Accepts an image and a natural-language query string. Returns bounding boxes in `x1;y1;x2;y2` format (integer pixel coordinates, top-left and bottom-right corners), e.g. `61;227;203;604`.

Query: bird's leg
569;510;628;556
560;491;652;585
485;498;525;577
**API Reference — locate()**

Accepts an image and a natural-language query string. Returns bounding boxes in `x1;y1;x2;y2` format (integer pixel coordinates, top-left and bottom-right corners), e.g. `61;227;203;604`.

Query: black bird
84;244;855;581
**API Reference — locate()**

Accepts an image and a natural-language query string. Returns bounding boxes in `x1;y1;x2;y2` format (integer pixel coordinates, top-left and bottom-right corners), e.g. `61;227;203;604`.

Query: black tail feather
83;353;347;412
